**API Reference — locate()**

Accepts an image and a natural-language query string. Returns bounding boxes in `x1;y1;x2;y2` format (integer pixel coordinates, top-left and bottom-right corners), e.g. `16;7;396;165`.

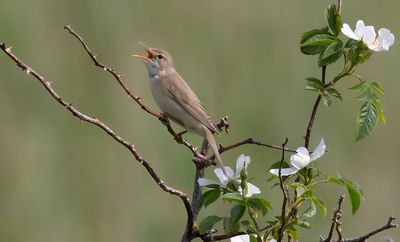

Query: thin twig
219;137;296;155
344;216;398;242
277;138;289;242
323;195;345;242
0;42;194;233
337;0;342;15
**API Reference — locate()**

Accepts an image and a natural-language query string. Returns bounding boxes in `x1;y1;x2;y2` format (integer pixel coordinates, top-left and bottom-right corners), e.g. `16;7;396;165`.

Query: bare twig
277;138;289;242
219;137;296;154
323;195;345;242
0;42;194;233
63;25;208;162
337;0;342;14
345;216;398;242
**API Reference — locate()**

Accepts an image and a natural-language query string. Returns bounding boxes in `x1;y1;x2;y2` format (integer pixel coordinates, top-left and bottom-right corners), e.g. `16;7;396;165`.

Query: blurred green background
0;0;398;241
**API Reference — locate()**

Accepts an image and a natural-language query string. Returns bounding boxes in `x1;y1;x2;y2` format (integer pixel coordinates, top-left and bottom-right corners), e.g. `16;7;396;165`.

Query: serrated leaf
325;5;342;36
223;216;240;233
305;77;324;92
198;189;221;208
303;200;317;218
230;204;246;225
223;193;245;203
326;88;343;101
199;216;222;234
247;198;272;216
291;183;307;197
356;100;378;141
318;39;343;66
301;34;335;55
372;98;385;124
322;92;333;106
369;81;385;96
349;81;366;91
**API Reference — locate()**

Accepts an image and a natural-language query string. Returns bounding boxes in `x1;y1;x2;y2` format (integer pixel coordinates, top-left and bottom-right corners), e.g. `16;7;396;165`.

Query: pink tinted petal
341;24;360;40
354;20;366;39
362;25;376;45
310;138;326;161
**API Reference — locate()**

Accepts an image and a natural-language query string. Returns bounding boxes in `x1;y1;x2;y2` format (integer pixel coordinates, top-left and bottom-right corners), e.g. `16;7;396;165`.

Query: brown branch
63;25;208;162
322;195;345;242
0;42;194;234
219;137;296;155
344;216;398;242
277;138;290;242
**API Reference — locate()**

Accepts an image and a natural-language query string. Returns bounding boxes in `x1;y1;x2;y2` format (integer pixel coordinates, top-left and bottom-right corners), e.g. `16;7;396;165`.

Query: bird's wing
165;73;220;134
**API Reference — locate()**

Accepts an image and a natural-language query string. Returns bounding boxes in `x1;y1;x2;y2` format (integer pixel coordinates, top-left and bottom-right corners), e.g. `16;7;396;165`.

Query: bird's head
132;42;174;77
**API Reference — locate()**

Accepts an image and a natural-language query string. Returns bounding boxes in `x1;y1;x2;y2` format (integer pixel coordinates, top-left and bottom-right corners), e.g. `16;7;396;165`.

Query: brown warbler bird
133;43;226;174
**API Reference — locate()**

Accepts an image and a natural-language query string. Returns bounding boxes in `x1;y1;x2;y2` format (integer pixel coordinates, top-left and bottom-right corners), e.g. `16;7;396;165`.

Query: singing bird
133;43;226;174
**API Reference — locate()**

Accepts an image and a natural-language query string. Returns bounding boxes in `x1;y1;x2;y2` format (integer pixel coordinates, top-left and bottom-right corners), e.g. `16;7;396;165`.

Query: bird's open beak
132;42;154;62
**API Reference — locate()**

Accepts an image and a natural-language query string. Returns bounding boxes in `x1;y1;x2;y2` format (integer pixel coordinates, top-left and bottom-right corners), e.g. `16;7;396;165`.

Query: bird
132;42;227;174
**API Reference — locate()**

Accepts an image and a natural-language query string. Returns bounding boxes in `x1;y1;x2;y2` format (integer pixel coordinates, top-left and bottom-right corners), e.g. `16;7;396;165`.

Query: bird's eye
157;54;164;60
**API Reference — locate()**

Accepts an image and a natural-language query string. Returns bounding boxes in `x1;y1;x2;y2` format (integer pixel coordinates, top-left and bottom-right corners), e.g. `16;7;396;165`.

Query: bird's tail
203;127;227;176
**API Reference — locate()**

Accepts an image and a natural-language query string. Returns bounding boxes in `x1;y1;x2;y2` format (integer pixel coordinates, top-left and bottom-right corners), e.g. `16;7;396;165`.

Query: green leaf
371;98;385;124
312;198;327;216
223;216;240;233
287;225;299;240
223;193;245;203
347;42;373;65
369;81;385;96
300;27;330;44
318;39;343;66
247;197;272;216
230;204;246;225
349;81;366;91
296;219;312;229
328;176;364;214
326;88;343;101
341;177;364;214
325;5;342;36
356;100;378;141
249;235;258;242
198;189;221;208
302;200;317;218
291;183;307;197
305;77;324;92
199;216;222;234
301;34;335;55
322;92;333;106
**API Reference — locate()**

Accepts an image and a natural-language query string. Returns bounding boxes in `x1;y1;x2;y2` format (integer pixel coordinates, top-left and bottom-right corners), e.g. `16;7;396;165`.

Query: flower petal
269;167;299;176
245;182;261;197
231;234;250;242
362;25;376;45
310;138;326;161
235;154;251;177
290;147;310;169
214;166;235;185
198;178;220;187
378;28;395;50
354;20;366;39
341;23;360;40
